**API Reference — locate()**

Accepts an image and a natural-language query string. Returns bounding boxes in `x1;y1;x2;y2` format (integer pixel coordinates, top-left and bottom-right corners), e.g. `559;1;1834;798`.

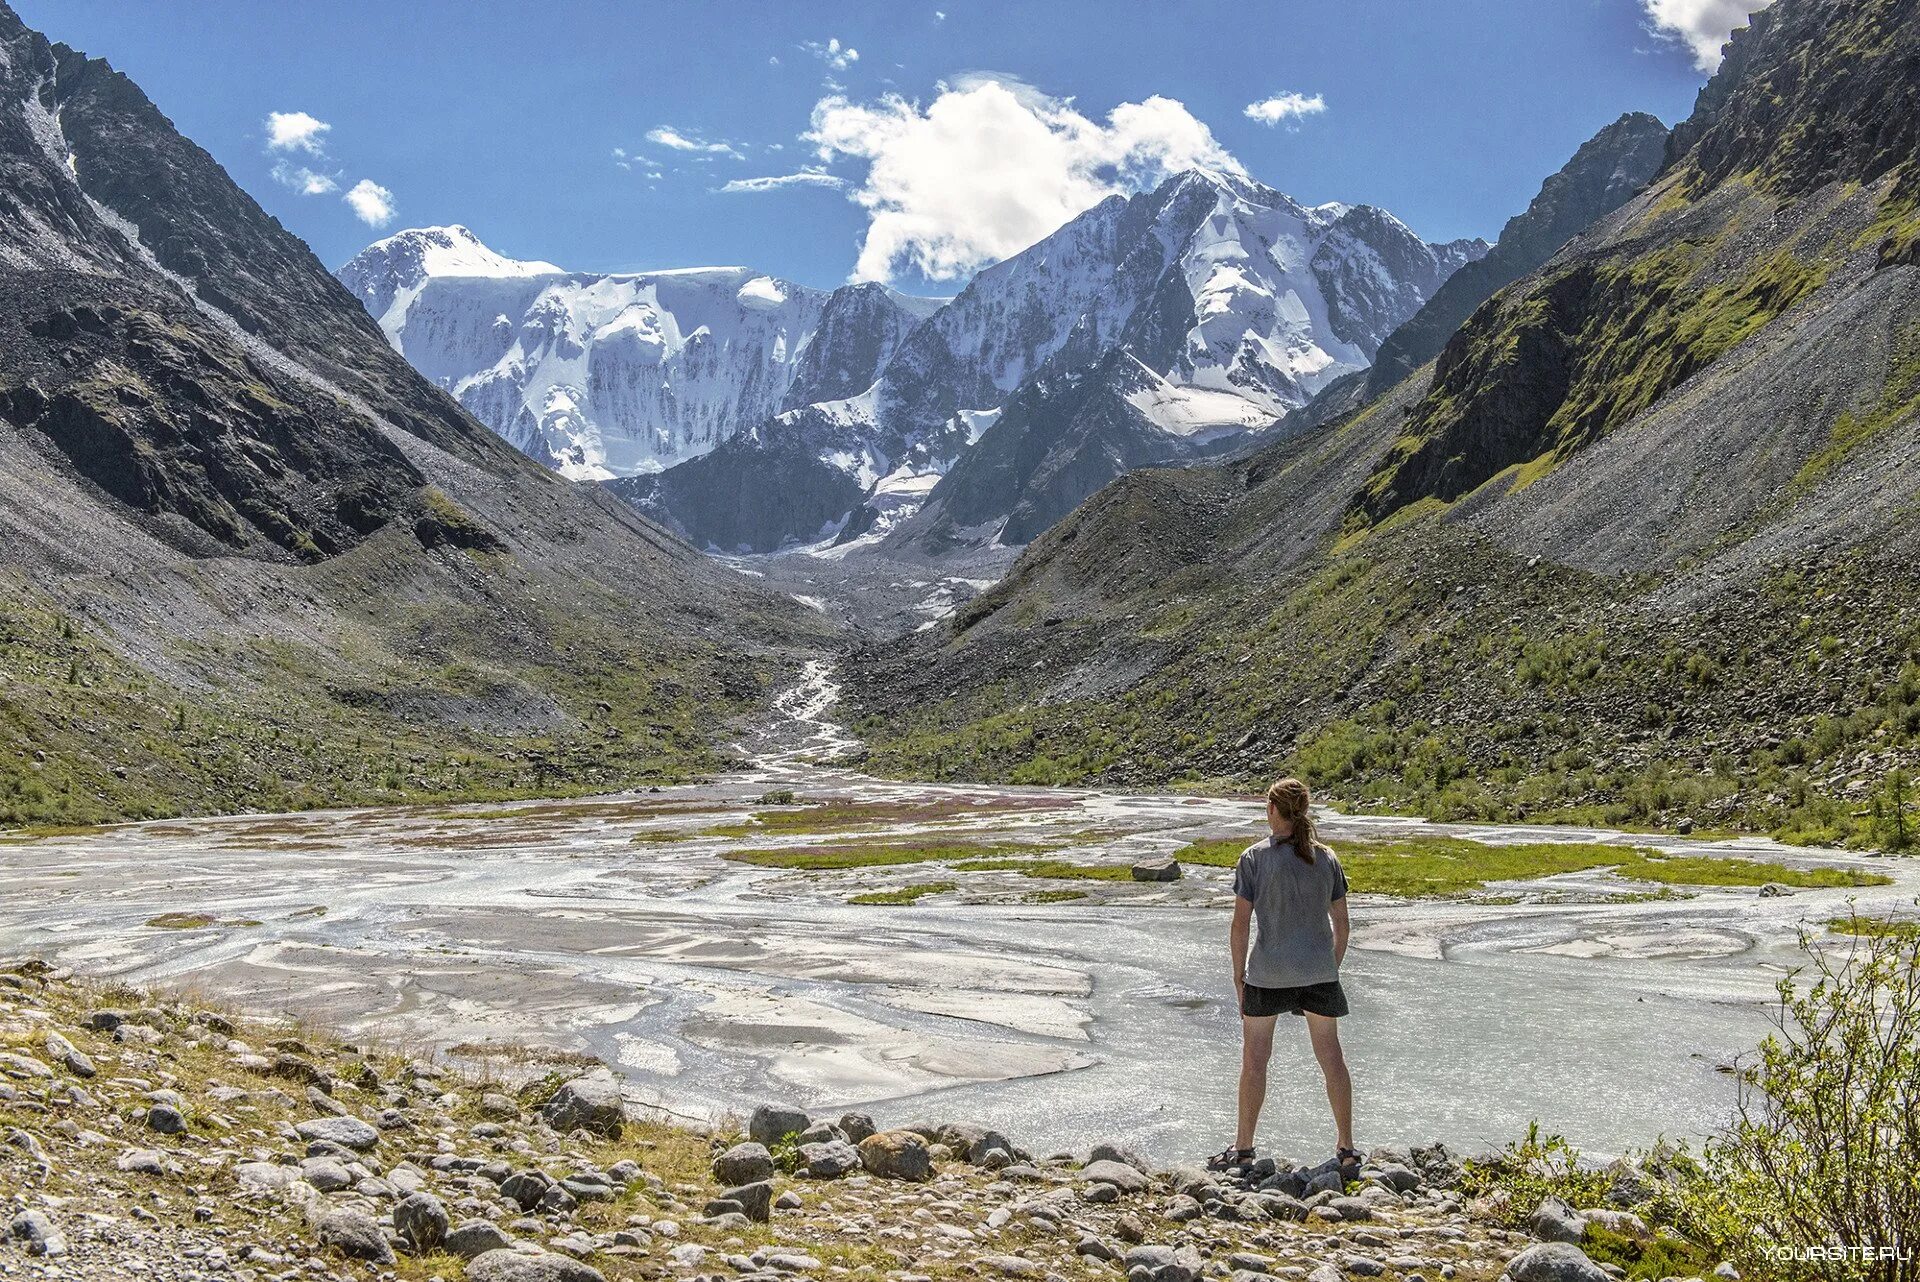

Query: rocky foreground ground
0;960;1717;1282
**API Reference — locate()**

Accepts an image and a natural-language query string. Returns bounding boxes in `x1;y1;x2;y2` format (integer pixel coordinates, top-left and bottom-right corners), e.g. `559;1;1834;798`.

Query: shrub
1692;919;1920;1281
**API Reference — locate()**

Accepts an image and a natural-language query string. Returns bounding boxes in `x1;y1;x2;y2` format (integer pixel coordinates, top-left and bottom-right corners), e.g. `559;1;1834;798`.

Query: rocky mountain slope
611;170;1485;554
846;0;1920;850
0;3;832;827
1358;112;1670;402
337;227;937;479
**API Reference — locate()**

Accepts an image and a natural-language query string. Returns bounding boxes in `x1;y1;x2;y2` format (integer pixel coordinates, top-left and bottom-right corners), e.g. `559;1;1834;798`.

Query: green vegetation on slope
0;571;780;828
856;535;1920;849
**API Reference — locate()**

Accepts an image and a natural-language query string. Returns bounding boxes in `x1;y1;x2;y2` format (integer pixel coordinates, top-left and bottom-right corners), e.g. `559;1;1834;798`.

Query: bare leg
1306;1012;1354;1151
1235;1014;1278;1150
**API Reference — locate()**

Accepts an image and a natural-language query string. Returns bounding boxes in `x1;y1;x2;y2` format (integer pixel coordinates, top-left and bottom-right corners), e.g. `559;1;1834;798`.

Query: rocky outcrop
1361;112;1669;397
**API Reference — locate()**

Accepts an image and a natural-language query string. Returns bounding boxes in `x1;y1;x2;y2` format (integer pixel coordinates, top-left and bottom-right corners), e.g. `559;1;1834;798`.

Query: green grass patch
725;840;1055;871
1172;836;1257;867
847;882;955;906
1824;914;1920;939
1021;889;1089;904
144;912;260;930
1176;833;1891;898
949;857;1135;881
1616;855;1889;889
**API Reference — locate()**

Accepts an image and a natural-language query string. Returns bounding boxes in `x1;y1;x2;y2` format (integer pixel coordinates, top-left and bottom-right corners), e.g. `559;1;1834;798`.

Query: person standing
1208;776;1358;1176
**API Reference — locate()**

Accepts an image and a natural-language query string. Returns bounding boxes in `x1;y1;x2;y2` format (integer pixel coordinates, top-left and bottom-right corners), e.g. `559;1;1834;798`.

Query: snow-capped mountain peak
336;229;934;481
338;225;561;327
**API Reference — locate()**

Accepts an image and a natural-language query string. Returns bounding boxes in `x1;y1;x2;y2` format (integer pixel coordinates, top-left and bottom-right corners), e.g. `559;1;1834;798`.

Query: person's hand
1233;975;1245;1007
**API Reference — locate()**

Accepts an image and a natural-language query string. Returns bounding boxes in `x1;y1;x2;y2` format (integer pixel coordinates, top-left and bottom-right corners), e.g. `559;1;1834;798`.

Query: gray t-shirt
1233;836;1348;988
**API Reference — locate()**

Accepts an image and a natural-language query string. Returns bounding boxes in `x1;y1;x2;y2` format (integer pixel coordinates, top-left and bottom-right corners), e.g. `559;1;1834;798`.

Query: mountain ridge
618;166;1486;554
0;1;832;826
843;0;1920;850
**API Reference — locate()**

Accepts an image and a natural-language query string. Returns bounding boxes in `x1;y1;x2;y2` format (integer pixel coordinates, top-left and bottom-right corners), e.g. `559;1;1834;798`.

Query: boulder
1527;1195;1589;1245
298;1156;353;1192
940;1122;1018;1165
747;1102;812;1146
115;1148;169;1176
712;1180;772;1222
294;1116;380;1151
477;1092;520;1120
500;1169;552;1211
315;1208;395;1265
838;1111;877;1142
465;1249;608;1282
444;1218;513;1259
1504;1243;1610;1282
1081;1159;1151;1193
1091;1142;1154;1173
7;1210;65;1258
1581;1206;1652;1240
1124;1244;1203;1282
711;1141;775;1185
43;1032;94;1079
1131;857;1183;882
858;1130;933;1182
798;1138;861;1178
233;1161;297;1193
539;1076;625;1138
796;1118;847;1145
145;1104;187;1135
393;1191;449;1252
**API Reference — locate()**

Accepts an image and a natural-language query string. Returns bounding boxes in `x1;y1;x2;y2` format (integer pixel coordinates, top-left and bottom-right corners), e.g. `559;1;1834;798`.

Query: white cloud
1243;92;1327;127
646;126;743;159
721;171;847;194
343;178;395;227
270;161;337;195
802;37;860;71
265;110;331;154
1642;0;1774;72
807;77;1242;283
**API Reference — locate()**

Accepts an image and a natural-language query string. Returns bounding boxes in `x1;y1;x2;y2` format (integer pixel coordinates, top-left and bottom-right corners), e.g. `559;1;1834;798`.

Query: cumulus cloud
646;126;744;159
343;178;395;227
265;110;330;153
802;37;860;70
720;171;847;194
1243;91;1327;126
807;77;1243;282
271;161;337;195
1642;0;1775;71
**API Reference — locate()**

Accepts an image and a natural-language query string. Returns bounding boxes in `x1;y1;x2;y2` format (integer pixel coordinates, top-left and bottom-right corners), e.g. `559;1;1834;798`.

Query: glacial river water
3;661;1912;1165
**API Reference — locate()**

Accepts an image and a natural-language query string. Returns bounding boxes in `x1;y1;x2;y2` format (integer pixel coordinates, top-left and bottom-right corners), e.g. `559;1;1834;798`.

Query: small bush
1690;921;1920;1281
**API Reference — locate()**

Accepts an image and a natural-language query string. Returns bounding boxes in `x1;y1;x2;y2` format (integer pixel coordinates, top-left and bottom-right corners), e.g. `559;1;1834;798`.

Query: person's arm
1230;897;1253;1001
1330;895;1350;969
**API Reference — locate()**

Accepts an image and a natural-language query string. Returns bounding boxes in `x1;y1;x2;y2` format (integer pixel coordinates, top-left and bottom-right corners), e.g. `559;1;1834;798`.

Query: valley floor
2;664;1909;1167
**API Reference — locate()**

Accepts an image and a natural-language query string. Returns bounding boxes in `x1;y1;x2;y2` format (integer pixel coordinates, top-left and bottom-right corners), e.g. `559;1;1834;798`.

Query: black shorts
1241;980;1349;1019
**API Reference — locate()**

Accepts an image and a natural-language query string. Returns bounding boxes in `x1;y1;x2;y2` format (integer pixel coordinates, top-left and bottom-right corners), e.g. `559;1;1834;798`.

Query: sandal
1337;1146;1363;1180
1205;1145;1255;1172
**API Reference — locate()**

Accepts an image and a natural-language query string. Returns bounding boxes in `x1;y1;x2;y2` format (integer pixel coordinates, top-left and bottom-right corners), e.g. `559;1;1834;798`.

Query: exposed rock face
1361;112;1670;397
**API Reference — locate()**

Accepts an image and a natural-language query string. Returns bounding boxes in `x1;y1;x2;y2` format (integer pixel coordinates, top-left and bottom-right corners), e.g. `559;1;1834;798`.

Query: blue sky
17;0;1756;295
